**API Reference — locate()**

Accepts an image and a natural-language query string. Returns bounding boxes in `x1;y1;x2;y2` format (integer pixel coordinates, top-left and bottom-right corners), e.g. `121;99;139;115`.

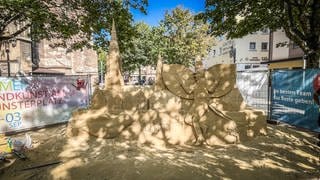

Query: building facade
204;30;269;71
0;37;33;76
265;29;304;69
34;40;98;77
0;26;98;81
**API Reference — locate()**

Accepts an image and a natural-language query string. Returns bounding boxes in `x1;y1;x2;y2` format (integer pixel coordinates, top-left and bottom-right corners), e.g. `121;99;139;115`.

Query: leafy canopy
0;0;148;50
160;6;214;67
202;0;320;67
119;6;214;74
121;22;155;73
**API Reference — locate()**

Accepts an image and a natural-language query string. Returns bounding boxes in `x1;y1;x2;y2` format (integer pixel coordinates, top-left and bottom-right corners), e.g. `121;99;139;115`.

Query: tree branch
5;13;23;26
284;0;306;41
0;23;31;41
283;25;308;52
1;13;24;33
292;0;309;34
310;0;320;36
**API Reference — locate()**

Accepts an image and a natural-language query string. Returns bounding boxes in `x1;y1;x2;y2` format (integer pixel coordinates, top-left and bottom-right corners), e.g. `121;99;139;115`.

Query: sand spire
105;19;124;91
154;54;165;91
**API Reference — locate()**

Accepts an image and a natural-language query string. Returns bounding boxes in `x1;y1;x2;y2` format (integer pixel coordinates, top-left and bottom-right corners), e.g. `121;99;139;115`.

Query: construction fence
0;69;319;134
237;68;320;133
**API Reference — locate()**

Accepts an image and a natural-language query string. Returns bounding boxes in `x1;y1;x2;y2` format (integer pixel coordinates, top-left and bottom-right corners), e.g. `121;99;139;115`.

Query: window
261;42;268;51
261;28;269;34
249;42;256;50
219;48;222;55
245;65;251;69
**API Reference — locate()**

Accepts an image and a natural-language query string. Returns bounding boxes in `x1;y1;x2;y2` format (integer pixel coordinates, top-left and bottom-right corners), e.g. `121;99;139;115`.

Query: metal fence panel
237;71;269;112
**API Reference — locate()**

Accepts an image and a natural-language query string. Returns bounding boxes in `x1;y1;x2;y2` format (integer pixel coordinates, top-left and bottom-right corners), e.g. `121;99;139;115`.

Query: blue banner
271;69;320;132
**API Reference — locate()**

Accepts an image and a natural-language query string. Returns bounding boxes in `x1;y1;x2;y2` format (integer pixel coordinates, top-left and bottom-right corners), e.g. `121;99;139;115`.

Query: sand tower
104;20;124;92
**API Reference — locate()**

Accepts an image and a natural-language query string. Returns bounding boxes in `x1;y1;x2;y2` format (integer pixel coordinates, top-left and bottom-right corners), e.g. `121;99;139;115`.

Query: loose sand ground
0;123;319;180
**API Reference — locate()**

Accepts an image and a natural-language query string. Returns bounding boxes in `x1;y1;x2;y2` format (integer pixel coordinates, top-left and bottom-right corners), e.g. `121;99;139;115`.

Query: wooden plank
20;160;62;171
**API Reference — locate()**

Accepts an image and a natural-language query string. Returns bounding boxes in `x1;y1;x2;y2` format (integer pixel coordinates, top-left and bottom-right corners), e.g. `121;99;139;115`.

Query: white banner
0;76;90;133
237;71;268;111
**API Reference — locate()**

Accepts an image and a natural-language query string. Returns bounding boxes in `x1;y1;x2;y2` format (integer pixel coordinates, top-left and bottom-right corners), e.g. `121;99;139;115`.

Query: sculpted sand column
187;55;209;145
154;54;165;91
105;19;124;92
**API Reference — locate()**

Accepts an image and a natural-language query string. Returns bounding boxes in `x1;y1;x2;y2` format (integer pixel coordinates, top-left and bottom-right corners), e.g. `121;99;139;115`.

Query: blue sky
131;0;206;26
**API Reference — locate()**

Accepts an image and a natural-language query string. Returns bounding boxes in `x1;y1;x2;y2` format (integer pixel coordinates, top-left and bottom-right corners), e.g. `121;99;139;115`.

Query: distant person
147;77;154;85
140;79;146;85
313;74;320;146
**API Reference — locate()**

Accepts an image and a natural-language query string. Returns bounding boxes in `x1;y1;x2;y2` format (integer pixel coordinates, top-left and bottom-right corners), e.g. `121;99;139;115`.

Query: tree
94;1;138;74
0;0;148;50
97;48;107;83
160;7;214;67
121;22;154;73
116;6;214;76
149;25;167;61
127;24;167;68
120;7;214;75
202;0;320;68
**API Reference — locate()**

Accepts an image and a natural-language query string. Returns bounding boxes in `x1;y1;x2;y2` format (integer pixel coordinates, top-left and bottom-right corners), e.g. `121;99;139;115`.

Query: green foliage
201;0;281;39
97;49;107;75
0;0;148;50
202;0;320;68
149;25;167;61
95;1;137;74
160;7;214;67
120;7;214;74
121;22;154;73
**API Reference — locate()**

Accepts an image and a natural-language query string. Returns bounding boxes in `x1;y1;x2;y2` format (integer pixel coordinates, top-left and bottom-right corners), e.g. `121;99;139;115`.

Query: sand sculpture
105;19;124;92
67;21;267;146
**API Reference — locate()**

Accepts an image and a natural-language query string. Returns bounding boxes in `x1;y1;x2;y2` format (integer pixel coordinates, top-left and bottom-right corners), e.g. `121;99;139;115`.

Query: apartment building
263;29;304;69
203;30;269;71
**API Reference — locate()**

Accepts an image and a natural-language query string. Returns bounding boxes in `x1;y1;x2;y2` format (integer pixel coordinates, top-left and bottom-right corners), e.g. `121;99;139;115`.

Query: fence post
267;69;279;124
88;74;92;107
267;69;272;123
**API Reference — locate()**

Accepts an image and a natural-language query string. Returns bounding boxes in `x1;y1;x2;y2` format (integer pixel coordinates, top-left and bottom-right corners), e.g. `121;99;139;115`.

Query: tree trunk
305;51;320;68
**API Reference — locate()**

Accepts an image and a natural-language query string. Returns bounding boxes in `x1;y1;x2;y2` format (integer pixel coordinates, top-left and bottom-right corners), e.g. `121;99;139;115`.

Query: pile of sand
0;124;319;179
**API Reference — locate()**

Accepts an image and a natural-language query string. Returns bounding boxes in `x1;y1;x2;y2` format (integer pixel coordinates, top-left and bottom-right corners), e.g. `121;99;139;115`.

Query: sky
131;0;206;26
